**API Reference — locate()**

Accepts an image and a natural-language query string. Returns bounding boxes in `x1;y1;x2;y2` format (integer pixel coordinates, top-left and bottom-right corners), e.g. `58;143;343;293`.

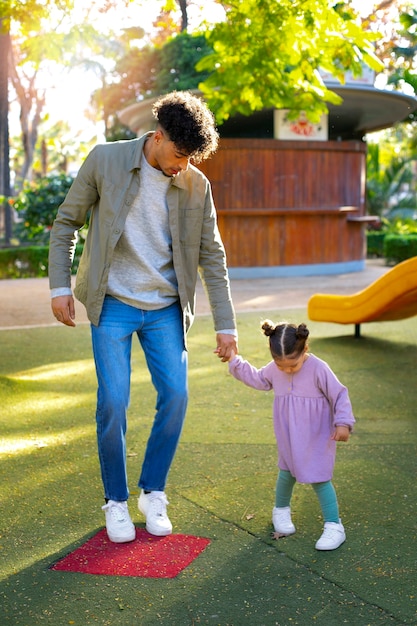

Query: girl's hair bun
261;320;275;337
296;323;309;340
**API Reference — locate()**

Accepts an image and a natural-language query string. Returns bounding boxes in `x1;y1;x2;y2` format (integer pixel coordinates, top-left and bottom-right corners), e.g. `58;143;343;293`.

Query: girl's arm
317;362;355;434
227;353;273;391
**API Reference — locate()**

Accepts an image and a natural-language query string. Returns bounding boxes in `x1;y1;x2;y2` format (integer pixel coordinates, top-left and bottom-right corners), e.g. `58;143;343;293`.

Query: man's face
151;129;191;177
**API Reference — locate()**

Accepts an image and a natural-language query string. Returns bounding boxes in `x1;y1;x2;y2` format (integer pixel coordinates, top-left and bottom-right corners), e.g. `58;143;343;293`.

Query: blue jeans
91;296;188;501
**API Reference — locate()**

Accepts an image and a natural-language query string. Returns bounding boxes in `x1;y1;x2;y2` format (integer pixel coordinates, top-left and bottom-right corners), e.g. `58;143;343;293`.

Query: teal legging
275;469;339;523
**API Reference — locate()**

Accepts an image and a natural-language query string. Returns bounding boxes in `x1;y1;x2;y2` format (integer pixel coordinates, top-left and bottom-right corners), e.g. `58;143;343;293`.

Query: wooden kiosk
119;76;417;278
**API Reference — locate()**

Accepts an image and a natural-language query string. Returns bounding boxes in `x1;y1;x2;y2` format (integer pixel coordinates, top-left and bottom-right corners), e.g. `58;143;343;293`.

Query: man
49;91;237;543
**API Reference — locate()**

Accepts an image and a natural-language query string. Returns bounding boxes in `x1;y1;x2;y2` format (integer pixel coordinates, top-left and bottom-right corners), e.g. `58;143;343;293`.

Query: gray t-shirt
106;153;179;310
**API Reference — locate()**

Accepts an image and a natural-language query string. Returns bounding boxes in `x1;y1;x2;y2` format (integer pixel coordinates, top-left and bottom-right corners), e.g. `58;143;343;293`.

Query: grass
1;309;416;625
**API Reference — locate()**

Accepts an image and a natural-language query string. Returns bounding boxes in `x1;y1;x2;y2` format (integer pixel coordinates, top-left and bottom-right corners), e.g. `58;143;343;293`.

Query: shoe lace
103;501;129;523
276;509;290;522
148;492;169;517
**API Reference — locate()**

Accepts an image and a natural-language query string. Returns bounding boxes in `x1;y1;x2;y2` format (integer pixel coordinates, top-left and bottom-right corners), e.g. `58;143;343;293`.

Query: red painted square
51;528;210;578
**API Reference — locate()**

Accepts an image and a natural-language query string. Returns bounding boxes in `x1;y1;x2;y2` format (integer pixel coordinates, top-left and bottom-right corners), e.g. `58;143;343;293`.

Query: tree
155;31;212;93
0;0;64;244
9;17;107;189
386;6;417;94
360;0;413;77
196;0;384;123
366;142;415;217
7;0;141;186
0;17;12;244
95;29;212;139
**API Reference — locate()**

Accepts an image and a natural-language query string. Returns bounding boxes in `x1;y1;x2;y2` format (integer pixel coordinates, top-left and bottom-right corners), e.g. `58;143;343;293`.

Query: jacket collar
128;132;152;172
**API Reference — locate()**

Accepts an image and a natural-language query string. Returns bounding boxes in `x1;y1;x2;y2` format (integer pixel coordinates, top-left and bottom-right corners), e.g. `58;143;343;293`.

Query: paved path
0;260;388;329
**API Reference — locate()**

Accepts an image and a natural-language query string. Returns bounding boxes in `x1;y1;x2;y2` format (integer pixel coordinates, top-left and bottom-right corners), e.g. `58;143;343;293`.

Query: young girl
226;320;355;551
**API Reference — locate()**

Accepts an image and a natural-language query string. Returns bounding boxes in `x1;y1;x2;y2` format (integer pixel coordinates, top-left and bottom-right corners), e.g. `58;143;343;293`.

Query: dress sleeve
228;356;273;391
317;361;355;430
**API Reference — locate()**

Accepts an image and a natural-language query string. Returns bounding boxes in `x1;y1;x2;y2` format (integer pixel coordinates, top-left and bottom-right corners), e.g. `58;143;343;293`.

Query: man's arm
48;147;99;325
198;184;237;329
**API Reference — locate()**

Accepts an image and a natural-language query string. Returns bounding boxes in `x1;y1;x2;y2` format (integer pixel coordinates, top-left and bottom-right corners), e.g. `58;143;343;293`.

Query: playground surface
3;258;416;626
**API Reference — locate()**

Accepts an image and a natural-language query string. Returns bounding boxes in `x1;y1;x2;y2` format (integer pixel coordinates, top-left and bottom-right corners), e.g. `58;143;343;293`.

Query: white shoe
315;520;346;550
138;490;172;536
102;500;136;543
272;506;296;536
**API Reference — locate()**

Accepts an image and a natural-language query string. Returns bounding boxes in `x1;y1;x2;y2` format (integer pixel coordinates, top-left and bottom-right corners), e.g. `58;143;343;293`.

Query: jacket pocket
178;207;203;246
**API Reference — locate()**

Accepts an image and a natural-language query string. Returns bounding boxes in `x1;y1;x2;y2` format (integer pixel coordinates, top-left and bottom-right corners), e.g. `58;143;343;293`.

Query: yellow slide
308;256;417;337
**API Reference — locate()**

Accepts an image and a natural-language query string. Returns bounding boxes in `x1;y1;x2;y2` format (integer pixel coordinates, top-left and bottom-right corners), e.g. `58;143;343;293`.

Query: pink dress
228;354;355;483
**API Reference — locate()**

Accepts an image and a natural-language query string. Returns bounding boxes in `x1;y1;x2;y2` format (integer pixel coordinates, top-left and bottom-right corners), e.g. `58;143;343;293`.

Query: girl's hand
214;347;236;362
331;425;350;442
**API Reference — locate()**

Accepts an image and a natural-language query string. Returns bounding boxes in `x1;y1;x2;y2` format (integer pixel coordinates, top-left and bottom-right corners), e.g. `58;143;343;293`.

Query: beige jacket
48;133;236;333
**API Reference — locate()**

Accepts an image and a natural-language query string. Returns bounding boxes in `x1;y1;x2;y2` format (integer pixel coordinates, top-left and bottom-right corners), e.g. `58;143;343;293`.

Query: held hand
331;425;350;442
213;333;238;362
51;295;76;327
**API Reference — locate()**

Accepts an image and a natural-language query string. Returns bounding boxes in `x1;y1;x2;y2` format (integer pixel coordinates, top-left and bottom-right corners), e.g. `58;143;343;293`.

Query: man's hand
51;295;76;327
214;333;238;362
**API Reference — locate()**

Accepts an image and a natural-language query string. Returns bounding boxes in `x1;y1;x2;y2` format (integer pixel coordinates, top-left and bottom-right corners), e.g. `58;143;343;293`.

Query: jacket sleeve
48;149;100;290
198;182;236;332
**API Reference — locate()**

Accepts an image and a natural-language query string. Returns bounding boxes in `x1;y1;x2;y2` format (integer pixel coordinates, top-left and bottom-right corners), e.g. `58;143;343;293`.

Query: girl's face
274;350;307;375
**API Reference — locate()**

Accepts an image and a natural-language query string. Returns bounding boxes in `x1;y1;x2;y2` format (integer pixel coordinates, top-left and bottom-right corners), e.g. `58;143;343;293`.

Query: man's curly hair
152;91;219;163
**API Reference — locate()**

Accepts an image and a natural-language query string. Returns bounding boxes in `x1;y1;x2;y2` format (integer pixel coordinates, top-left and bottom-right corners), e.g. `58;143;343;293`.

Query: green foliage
93;45;159;126
366;231;385;257
388;7;417;94
384;232;417;263
154;32;212;93
100;32;212;138
0;243;83;278
13;174;74;245
0;246;48;278
384;217;417;235
366;143;416;217
196;0;383;123
367;217;417;260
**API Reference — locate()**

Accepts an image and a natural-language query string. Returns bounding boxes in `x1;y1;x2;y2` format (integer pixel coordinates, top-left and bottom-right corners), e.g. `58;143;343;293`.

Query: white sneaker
102;500;136;543
315;520;346;550
272;506;296;536
138;490;172;536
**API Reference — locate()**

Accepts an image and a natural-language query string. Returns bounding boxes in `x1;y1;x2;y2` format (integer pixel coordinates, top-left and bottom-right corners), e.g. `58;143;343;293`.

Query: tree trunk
0;21;12;245
178;0;188;32
9;44;45;189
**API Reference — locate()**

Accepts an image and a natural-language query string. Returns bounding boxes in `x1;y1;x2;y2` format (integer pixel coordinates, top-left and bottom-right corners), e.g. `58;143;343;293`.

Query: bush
383;233;417;264
0;244;84;279
367;218;417;262
366;231;385;257
13;174;74;245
